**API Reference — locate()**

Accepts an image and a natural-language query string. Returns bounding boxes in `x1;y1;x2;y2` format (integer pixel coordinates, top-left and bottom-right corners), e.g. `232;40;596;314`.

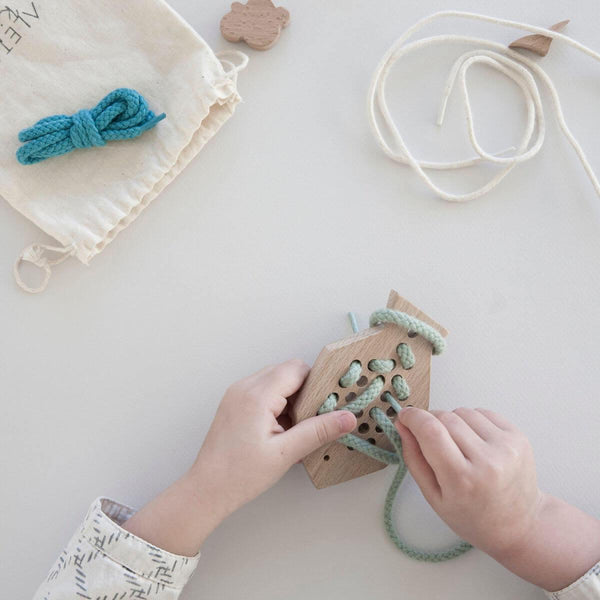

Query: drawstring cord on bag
216;50;249;84
14;243;76;294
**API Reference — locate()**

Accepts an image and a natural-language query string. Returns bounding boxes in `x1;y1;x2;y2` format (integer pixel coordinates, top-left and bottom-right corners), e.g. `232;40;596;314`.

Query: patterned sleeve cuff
80;497;200;590
545;562;600;599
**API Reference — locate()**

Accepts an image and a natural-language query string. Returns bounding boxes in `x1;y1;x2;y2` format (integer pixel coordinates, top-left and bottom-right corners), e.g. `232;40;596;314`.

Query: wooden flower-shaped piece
220;0;290;51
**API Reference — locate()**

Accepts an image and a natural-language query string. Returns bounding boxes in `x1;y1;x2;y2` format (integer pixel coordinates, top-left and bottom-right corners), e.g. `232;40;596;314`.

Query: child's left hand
123;359;356;556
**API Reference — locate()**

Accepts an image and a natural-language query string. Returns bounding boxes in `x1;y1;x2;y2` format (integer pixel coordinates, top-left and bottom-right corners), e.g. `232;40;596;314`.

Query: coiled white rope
367;11;600;202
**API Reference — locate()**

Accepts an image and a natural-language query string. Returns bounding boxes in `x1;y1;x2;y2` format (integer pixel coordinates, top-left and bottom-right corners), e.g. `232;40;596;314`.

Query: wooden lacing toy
291;290;445;487
291;290;472;561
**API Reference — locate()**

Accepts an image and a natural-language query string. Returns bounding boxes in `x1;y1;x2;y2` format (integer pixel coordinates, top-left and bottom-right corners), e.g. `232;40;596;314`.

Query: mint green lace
319;309;472;562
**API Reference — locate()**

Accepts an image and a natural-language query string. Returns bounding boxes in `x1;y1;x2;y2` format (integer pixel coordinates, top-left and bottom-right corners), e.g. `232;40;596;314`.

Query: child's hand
396;407;600;591
191;359;356;517
396;407;540;556
123;360;356;556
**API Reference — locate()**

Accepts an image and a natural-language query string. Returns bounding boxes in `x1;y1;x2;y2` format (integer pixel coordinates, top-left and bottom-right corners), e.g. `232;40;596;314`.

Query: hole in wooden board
346;446;354;451
345;392;357;403
355;410;364;418
367;438;376;445
407;331;417;338
356;375;368;387
323;454;330;461
375;425;383;433
358;422;370;434
386;406;397;417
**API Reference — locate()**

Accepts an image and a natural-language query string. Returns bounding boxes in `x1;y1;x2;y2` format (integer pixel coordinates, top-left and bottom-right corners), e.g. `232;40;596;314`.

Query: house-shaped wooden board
291;290;448;489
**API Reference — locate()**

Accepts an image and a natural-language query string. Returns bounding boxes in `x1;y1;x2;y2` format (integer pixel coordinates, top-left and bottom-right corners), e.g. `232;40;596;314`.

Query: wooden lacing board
291;290;448;489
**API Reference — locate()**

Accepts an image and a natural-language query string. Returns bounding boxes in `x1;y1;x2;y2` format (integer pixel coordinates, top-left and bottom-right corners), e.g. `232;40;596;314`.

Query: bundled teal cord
320;309;472;562
17;88;166;165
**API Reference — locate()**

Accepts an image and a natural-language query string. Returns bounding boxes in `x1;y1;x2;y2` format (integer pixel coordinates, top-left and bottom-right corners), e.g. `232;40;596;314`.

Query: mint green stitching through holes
318;309;472;562
368;358;395;372
370;309;446;355
344;376;384;413
321;376;386;417
397;343;415;369
392;375;410;400
339;360;362;387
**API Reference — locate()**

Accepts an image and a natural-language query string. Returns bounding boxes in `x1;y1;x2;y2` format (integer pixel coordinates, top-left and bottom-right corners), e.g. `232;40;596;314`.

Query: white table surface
3;1;600;598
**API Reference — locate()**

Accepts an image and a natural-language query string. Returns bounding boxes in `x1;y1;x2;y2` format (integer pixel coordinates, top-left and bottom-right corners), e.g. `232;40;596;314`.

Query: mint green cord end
348;312;360;334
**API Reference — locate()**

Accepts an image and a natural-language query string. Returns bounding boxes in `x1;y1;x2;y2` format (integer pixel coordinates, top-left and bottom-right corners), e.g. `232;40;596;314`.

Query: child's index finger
397;407;467;481
255;359;310;399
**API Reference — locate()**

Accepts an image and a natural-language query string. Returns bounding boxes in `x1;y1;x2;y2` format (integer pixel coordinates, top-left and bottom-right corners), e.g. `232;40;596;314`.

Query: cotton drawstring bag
0;0;247;293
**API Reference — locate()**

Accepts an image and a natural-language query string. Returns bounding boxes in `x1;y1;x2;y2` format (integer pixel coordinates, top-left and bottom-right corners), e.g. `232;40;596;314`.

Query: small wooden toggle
220;0;290;51
290;290;448;489
508;20;570;57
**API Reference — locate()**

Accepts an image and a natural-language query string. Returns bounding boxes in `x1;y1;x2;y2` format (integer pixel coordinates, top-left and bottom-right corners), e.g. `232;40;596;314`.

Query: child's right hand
396;407;600;592
396;407;541;557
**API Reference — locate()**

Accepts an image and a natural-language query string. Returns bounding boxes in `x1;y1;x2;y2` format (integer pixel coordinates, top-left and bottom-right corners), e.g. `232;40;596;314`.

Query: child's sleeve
545;563;600;600
33;497;200;599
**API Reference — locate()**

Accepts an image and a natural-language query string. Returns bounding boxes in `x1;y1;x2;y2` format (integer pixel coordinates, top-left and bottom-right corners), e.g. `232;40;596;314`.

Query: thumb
282;411;356;463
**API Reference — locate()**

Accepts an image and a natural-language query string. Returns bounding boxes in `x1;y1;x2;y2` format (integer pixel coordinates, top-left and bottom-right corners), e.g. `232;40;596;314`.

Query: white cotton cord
367;11;600;202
